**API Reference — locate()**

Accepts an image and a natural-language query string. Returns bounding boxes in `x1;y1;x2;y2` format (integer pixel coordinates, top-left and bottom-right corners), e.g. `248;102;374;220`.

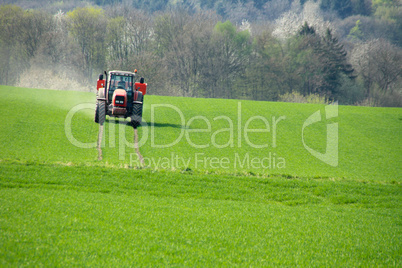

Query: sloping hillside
0;86;400;181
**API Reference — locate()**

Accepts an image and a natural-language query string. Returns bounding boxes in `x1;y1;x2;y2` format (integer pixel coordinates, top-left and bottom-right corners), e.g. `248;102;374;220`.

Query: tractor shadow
105;118;131;126
105;119;183;129
148;122;184;129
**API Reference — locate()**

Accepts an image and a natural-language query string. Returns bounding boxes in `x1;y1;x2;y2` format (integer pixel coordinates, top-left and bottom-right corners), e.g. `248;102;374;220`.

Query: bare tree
20;9;52;59
0;5;25;85
351;39;402;96
67;6;107;82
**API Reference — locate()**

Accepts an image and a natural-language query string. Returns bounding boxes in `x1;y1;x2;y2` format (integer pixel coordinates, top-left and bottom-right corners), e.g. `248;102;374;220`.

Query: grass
0;85;401;266
0;161;401;266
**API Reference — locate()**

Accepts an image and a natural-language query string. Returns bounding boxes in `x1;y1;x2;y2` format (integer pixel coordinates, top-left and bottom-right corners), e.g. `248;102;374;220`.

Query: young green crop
0;161;401;266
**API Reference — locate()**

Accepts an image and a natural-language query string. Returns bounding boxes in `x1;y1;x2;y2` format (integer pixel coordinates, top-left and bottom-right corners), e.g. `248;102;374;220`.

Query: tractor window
110;74;133;91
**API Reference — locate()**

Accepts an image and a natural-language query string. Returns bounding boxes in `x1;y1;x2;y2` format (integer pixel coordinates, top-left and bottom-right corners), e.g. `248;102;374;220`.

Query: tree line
0;0;401;106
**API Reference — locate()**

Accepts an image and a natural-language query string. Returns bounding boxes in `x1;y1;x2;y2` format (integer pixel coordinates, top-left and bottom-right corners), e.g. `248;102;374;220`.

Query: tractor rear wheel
131;92;143;128
95;89;106;124
94;101;100;123
98;100;106;125
131;103;143;128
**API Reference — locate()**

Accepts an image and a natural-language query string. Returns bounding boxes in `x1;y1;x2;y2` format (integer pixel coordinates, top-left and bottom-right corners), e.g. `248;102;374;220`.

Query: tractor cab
97;70;146;102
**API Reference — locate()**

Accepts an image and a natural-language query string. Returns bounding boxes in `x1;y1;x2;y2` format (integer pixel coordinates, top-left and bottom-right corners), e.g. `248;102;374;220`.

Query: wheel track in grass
97;99;106;161
97;122;144;166
97;124;104;161
134;127;144;165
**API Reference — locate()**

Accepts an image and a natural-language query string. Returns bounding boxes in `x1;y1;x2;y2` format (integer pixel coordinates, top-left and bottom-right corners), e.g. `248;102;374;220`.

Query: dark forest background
0;0;401;106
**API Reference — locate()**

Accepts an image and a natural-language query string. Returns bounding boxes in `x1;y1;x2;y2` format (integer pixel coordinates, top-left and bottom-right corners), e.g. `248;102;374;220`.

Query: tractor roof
109;70;135;76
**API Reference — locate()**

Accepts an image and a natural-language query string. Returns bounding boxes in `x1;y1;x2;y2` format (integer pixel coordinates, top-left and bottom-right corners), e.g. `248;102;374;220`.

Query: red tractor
94;70;147;128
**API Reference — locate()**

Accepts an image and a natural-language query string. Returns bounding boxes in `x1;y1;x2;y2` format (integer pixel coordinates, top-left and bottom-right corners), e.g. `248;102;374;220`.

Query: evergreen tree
318;28;355;98
298;21;316;36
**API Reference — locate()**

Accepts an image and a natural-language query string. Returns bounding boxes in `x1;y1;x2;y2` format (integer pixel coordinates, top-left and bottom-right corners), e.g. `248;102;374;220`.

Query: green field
0;86;401;266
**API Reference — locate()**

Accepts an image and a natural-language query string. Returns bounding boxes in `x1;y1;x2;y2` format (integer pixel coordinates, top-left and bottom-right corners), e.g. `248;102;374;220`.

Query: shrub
279;91;328;104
